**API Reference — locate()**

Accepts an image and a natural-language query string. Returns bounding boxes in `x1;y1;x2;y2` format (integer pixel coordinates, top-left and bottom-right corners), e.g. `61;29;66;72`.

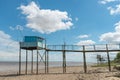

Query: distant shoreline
0;61;95;73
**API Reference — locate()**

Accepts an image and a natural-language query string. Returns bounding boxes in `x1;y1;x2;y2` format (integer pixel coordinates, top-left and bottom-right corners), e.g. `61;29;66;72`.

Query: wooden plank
47;49;120;52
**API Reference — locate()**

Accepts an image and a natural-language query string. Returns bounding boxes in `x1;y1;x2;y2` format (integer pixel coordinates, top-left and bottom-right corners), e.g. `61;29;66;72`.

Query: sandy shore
0;66;120;80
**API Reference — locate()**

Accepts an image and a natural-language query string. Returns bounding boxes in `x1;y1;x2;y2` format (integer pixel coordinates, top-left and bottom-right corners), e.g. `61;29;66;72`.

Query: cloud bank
0;30;18;61
99;0;116;4
99;0;120;43
100;21;120;43
77;34;89;39
76;40;96;45
19;1;73;34
108;4;120;15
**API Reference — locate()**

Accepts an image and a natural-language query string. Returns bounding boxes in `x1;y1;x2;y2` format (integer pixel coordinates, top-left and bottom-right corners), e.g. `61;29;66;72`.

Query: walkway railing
47;44;120;52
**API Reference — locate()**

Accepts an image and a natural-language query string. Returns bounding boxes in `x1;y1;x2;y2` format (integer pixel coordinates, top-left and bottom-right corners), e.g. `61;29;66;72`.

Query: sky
0;0;120;62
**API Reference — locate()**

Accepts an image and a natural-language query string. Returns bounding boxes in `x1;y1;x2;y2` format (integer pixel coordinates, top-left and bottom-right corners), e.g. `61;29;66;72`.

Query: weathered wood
45;40;47;73
31;50;33;74
47;49;120;52
36;49;39;74
47;51;49;73
62;44;66;73
83;45;87;73
25;50;28;75
19;48;21;75
106;44;111;71
19;43;120;75
45;50;47;73
93;45;96;50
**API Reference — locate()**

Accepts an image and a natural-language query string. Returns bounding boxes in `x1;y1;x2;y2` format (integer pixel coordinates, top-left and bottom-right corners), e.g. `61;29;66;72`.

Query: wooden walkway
19;44;120;75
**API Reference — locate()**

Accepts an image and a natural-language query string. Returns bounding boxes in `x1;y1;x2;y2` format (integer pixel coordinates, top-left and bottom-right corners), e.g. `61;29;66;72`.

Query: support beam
25;50;28;75
62;44;66;73
106;44;111;71
83;45;87;73
36;49;39;74
93;45;96;51
47;51;49;73
45;39;47;73
19;48;21;75
45;50;47;73
31;50;33;74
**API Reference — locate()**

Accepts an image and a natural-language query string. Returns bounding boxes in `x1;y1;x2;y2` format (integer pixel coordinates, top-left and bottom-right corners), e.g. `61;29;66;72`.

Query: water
0;61;93;73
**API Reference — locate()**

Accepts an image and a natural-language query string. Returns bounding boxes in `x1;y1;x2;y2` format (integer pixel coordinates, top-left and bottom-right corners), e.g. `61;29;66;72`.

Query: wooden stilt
45;40;47;73
93;45;96;51
106;44;111;71
47;51;49;73
25;50;28;75
64;50;66;73
36;49;39;74
83;45;87;73
19;48;21;75
31;50;33;74
45;50;47;73
62;46;64;73
62;44;66;73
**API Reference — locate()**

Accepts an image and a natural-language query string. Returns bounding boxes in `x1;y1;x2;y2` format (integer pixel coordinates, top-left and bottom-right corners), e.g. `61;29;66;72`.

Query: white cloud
76;40;96;45
9;26;15;30
100;21;120;43
0;31;15;47
77;34;89;39
108;4;120;15
9;25;23;31
115;21;120;31
18;1;73;34
0;30;19;61
99;0;116;4
75;17;79;21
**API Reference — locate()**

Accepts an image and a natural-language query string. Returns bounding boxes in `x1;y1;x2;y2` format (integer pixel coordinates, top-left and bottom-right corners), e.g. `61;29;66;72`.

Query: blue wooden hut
20;36;44;50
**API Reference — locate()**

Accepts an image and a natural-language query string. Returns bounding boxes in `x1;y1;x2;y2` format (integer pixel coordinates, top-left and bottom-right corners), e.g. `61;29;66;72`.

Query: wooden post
119;44;120;49
64;50;66;73
36;49;39;74
106;44;111;71
19;48;21;75
93;45;96;51
31;50;33;74
47;50;49;73
25;50;28;75
83;45;87;73
62;44;66;73
62;45;64;73
93;45;98;65
45;50;47;73
45;40;47;73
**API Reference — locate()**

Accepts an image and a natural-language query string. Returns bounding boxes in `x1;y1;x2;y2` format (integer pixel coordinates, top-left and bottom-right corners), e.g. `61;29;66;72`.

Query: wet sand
0;66;120;80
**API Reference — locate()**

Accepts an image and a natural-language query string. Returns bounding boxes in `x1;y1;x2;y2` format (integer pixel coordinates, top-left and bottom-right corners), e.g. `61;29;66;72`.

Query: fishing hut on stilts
18;36;120;75
19;36;48;75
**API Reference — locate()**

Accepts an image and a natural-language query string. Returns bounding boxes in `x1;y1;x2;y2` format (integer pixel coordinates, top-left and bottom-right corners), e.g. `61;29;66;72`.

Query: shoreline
0;66;120;80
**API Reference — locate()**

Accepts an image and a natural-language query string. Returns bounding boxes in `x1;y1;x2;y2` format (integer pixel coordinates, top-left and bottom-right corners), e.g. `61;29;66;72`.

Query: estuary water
0;61;93;73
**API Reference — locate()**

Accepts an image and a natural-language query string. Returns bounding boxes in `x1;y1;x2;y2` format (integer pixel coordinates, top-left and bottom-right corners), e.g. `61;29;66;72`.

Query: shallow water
0;61;93;73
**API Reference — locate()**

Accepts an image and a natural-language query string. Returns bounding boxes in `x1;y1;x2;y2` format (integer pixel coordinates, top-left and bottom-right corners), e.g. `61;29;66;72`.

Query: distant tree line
114;52;120;63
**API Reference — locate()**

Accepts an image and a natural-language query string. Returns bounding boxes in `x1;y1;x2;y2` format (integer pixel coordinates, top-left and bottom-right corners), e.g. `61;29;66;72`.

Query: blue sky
0;0;120;61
